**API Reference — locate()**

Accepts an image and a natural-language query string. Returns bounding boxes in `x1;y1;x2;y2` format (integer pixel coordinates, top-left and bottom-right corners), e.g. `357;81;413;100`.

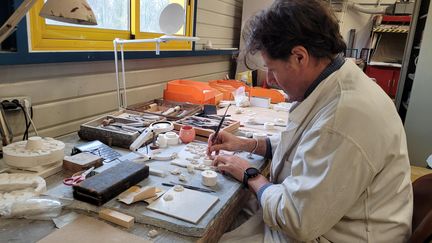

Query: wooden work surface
411;165;432;182
0;106;289;243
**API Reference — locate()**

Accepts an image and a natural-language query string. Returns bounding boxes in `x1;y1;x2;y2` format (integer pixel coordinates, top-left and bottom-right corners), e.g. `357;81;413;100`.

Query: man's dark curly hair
242;0;346;64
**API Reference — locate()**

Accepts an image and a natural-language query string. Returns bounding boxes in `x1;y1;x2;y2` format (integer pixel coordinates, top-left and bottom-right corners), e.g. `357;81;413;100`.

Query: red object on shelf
163;80;223;105
365;65;400;98
381;15;411;23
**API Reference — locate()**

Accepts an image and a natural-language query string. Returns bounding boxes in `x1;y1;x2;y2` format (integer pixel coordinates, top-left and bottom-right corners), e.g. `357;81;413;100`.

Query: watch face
246;167;259;177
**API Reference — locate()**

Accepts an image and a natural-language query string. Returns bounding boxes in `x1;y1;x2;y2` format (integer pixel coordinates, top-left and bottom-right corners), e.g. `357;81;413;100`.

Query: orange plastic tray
209;80;285;103
163;80;223;105
250;87;285;103
208;80;237;100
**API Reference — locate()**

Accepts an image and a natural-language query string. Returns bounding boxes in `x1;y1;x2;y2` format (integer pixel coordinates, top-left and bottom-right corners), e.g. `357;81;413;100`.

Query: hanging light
1;0;97;44
39;0;97;25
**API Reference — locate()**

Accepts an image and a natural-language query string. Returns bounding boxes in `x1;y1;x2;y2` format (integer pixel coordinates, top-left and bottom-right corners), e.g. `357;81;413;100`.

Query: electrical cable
25;106;38;137
16;103;29;140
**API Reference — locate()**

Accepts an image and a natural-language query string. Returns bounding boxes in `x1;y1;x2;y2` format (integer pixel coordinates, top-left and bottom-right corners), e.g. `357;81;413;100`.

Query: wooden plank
0;56;229;85
197;9;241;28
99;209;135;229
0;60;230;105
197;24;241;40
411;166;432;182
198;0;242;18
31;83;165;129
218;0;243;8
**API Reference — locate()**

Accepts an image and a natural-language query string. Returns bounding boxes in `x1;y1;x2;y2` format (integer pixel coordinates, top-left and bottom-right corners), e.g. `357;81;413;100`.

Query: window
28;0;194;51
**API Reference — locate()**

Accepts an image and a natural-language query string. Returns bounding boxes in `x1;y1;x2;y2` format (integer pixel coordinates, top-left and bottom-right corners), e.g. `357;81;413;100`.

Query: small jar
179;125;195;144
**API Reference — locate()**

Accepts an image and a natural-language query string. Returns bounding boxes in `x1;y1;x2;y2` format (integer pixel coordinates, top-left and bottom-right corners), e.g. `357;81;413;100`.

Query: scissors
63;167;95;186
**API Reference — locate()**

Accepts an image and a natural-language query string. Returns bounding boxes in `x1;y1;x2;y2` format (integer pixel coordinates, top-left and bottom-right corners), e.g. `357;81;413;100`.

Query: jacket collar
288;58;355;124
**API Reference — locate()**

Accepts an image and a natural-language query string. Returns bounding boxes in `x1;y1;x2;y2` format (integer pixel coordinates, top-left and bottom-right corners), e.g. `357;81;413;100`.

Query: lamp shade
39;0;97;25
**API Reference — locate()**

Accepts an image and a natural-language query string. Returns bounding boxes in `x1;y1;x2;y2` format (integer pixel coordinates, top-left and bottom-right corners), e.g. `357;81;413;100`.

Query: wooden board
173;116;240;137
147;187;219;224
127;98;202;121
78;110;164;148
37;215;150;243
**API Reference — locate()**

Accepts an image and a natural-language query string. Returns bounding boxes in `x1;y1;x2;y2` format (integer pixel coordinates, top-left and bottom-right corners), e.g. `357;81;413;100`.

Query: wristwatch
243;167;260;189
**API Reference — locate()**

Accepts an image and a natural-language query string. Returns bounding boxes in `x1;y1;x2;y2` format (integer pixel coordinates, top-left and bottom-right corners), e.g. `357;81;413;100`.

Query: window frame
28;0;195;51
0;0;237;66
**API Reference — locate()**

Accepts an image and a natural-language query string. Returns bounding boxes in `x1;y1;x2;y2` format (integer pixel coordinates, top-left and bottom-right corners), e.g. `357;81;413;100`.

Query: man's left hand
212;155;250;182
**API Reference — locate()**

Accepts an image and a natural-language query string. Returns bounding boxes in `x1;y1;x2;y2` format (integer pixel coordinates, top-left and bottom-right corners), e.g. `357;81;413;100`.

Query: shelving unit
365;15;411;98
396;0;431;121
396;0;432;166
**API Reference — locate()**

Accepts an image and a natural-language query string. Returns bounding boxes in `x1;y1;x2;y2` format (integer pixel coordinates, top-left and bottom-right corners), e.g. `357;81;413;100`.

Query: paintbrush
211;104;231;144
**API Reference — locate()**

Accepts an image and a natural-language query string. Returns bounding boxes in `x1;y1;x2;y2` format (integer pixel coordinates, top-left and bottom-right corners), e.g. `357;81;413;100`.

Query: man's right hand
207;131;247;156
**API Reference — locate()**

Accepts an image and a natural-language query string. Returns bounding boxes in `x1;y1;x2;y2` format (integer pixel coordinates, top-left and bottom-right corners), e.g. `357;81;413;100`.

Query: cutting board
147;187;219;224
37;215;150;243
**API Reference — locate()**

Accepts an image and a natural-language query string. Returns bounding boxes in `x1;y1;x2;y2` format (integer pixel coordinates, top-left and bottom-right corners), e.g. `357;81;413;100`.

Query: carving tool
162;182;216;193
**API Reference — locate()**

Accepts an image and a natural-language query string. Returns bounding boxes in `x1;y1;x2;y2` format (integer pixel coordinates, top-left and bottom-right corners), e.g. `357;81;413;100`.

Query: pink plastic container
179;125;196;144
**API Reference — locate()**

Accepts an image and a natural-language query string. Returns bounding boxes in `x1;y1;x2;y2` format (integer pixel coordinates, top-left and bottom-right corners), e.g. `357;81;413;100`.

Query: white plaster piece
0;173;48;217
0;173;46;194
253;133;268;140
198;164;209;171
149;168;166;178
203;159;213;166
148;229;159;238
274;118;286;126
165;132;180;146
163;194;173;201
187;164;195;174
178;174;187;182
201;170;217;187
156;134;167;148
173;185;184;192
264;122;275;130
3;137;65;169
170;168;181;175
190;160;199;165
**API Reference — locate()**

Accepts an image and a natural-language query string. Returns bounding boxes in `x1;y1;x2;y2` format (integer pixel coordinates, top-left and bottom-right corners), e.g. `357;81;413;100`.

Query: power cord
2;99;39;140
22;98;38;138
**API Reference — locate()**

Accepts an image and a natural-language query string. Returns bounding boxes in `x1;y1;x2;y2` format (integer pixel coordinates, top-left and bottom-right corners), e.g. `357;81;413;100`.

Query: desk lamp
114;3;200;110
0;0;97;44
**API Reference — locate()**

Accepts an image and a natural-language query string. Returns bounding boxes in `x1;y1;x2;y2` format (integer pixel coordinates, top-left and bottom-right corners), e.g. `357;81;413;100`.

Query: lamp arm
0;0;38;44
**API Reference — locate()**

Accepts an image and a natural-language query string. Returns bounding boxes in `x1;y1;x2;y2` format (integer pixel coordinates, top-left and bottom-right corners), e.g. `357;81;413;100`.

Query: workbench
0;106;289;243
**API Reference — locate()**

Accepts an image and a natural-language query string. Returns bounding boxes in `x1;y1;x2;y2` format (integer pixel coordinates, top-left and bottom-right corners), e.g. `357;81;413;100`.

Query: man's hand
212;155;251;182
207;131;254;156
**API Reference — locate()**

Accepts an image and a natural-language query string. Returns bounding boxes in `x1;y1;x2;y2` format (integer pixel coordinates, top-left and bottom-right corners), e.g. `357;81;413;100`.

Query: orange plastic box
250;87;285;103
209;80;251;92
163;80;223;105
209;80;285;103
208;80;237;100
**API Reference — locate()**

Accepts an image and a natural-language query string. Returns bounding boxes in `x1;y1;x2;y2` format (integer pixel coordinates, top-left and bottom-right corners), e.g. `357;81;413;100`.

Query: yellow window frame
28;0;195;52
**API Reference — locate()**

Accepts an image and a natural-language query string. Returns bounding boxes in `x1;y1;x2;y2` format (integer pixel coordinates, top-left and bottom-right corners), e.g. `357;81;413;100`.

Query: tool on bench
63;167;95;186
129;121;174;151
162;181;216;193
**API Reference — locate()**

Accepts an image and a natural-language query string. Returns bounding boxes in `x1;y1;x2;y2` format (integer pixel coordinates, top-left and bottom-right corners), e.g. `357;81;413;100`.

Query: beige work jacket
221;60;413;243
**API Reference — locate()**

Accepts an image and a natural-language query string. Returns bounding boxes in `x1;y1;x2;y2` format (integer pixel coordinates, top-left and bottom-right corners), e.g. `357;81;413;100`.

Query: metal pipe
347;2;388;14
